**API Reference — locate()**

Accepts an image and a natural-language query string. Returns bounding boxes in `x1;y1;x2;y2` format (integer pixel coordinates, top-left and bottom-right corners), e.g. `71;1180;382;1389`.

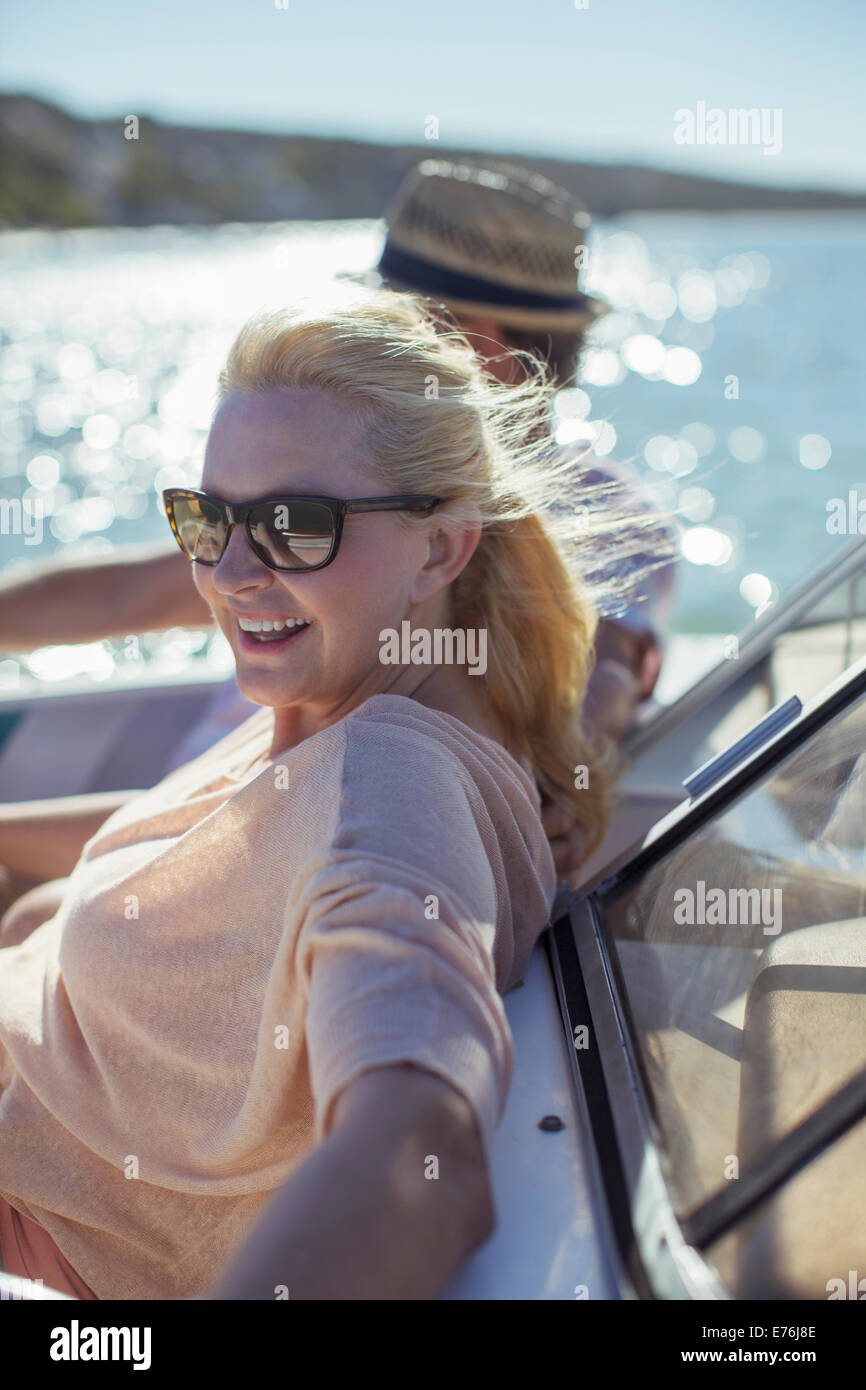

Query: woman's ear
409;512;483;605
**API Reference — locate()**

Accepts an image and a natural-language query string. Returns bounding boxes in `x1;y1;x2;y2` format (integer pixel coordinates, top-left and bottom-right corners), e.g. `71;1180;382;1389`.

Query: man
0;158;674;885
369;158;673;736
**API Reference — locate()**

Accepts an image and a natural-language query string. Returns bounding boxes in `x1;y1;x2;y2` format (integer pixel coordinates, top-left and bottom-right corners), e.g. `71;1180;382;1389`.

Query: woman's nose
211;525;272;592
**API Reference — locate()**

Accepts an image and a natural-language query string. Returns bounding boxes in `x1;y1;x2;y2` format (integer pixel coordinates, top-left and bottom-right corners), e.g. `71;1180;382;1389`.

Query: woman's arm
0;791;140;881
0;545;212;650
207;1064;495;1300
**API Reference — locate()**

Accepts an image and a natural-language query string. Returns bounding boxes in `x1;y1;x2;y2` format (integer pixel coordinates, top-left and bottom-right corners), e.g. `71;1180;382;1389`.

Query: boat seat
724;916;866;1297
0;683;216;801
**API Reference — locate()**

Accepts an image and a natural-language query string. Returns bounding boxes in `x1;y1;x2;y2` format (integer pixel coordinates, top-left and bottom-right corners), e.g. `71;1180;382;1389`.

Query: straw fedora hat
367;158;609;331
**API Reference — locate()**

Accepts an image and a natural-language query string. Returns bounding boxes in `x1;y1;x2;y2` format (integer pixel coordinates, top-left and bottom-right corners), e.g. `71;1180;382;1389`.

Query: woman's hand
206;1064;493;1300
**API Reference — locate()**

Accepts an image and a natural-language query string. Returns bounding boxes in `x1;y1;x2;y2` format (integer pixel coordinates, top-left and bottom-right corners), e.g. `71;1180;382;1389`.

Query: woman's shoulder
235;693;548;866
342;693;538;795
327;695;550;873
253;693;556;933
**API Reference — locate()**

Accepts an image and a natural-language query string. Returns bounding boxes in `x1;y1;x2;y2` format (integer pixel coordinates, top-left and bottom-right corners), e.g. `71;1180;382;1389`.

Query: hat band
377;242;593;314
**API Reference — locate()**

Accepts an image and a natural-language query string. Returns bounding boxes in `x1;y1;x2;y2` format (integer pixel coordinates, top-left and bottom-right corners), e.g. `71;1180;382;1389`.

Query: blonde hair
216;289;670;856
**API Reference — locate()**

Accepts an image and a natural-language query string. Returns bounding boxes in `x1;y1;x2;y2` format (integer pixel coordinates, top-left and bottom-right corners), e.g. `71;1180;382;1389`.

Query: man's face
451;313;579;387
442;315;521;384
499;326;581;386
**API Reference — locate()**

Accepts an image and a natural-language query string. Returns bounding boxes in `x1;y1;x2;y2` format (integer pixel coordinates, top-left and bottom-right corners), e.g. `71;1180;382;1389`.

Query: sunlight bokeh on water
0;212;863;689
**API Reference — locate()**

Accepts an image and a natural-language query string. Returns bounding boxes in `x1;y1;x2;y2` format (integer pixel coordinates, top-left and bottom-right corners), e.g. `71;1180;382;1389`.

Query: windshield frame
626;534;866;761
551;652;866;1299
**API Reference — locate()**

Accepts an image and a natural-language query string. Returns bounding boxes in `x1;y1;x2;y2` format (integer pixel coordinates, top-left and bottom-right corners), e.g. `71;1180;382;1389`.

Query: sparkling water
0;212;863;691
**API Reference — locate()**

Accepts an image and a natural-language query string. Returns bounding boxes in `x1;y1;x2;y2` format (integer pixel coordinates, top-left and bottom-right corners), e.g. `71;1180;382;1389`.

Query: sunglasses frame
162;487;445;574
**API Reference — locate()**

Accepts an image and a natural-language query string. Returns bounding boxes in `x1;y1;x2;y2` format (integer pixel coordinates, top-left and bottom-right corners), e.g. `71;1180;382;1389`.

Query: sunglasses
162;488;445;574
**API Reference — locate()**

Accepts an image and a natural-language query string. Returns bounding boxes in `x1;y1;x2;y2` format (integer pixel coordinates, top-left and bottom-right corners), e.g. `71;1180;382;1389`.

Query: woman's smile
235;616;314;655
230;607;314;654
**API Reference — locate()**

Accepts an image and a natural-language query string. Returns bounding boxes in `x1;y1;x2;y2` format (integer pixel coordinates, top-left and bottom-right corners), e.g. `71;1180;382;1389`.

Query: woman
0;289;613;1300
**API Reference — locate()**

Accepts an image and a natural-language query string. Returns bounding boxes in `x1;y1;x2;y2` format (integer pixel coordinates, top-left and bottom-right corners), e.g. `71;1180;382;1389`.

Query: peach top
0;694;557;1299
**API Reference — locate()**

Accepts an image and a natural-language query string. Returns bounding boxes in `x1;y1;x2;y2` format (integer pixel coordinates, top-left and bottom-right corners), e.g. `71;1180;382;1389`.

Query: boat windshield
628;545;866;792
599;684;866;1297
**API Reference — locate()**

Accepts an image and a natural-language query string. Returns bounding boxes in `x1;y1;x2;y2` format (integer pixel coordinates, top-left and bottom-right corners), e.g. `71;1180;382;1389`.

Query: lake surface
0;211;863;691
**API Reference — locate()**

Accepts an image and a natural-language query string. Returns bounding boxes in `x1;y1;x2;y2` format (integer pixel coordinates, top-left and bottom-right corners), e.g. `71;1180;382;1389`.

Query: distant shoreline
2;92;865;231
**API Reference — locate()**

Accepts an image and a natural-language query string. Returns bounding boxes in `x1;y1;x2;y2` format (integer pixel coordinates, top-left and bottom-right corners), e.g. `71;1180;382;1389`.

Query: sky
2;0;864;192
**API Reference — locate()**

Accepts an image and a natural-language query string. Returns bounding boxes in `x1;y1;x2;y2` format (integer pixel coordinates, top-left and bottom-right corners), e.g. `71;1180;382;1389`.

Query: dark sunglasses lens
248;500;335;570
171;494;226;562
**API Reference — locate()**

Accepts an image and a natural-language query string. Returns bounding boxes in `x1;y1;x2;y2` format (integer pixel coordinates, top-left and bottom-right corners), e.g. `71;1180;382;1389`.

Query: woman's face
196;386;456;737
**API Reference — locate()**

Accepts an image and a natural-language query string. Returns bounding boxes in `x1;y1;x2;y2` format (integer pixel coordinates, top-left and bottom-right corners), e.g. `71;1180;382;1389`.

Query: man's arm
207;1064;495;1300
0;545;213;650
582;617;660;744
0;791;140;880
542;619;659;879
